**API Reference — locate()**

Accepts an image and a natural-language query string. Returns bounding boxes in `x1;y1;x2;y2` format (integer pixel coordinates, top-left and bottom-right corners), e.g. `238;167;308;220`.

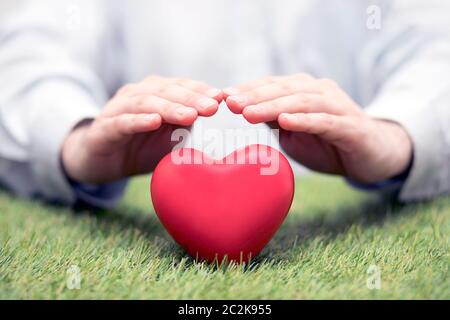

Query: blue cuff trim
60;155;128;208
71;179;128;209
346;176;405;192
346;154;414;192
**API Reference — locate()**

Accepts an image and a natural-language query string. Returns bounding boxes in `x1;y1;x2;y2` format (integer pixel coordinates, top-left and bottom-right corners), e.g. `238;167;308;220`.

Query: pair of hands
62;74;413;185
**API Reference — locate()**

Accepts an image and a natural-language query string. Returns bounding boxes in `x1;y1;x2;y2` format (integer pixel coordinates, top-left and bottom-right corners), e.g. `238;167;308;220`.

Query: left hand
224;73;413;184
62;76;222;184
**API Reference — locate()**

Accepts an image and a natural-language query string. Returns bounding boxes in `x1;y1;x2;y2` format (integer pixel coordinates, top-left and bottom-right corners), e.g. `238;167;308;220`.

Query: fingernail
205;88;221;98
197;97;217;111
223;87;240;96
228;95;248;106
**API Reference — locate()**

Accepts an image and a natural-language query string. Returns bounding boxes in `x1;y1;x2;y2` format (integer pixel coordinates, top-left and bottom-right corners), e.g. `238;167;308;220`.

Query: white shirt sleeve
0;0;126;207
358;0;450;201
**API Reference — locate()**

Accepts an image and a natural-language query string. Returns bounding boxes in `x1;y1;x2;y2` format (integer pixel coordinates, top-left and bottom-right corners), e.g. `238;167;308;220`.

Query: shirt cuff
27;81;102;205
364;87;449;202
346;154;413;194
69;179;129;209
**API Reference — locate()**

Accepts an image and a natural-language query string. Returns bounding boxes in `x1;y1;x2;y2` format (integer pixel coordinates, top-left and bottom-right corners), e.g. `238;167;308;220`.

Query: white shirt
0;0;449;206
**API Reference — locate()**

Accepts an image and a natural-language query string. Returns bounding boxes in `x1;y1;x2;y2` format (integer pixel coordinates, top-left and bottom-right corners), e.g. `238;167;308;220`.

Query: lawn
0;174;448;299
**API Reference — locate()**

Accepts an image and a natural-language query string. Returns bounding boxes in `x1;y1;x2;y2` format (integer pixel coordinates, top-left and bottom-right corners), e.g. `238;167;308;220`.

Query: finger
140;95;198;125
92;113;162;148
223;73;315;98
106;95;198;126
223;76;280;99
118;83;218;116
278;113;356;145
149;77;224;102
142;77;223;101
174;78;223;101
153;84;219;116
242;93;339;124
227;80;323;114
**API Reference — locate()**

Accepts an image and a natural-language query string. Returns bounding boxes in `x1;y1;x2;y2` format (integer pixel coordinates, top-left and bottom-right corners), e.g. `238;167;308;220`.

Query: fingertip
175;107;198;126
196;98;219;116
226;96;245;114
205;88;223;102
215;91;225;103
202;102;219;117
242;107;261;124
183;113;199;126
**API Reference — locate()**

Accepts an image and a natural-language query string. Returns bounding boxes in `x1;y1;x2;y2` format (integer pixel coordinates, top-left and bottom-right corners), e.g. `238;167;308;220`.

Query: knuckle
278;82;293;93
248;88;262;101
294;93;311;105
130;95;146;108
175;87;196;103
131;95;152;112
156;84;169;95
114;96;138;113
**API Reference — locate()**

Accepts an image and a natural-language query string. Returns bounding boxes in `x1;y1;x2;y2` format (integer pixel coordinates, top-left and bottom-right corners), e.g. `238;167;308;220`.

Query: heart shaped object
150;144;294;263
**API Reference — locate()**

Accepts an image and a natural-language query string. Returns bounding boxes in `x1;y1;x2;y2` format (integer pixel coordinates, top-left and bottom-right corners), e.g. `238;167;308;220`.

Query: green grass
0;174;449;299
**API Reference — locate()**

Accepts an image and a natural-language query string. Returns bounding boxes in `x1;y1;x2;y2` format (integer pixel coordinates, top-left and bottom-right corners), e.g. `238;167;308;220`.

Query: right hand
61;76;222;184
224;74;413;184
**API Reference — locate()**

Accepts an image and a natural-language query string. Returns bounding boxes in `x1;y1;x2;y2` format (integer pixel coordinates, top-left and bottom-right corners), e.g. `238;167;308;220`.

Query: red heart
150;144;294;263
